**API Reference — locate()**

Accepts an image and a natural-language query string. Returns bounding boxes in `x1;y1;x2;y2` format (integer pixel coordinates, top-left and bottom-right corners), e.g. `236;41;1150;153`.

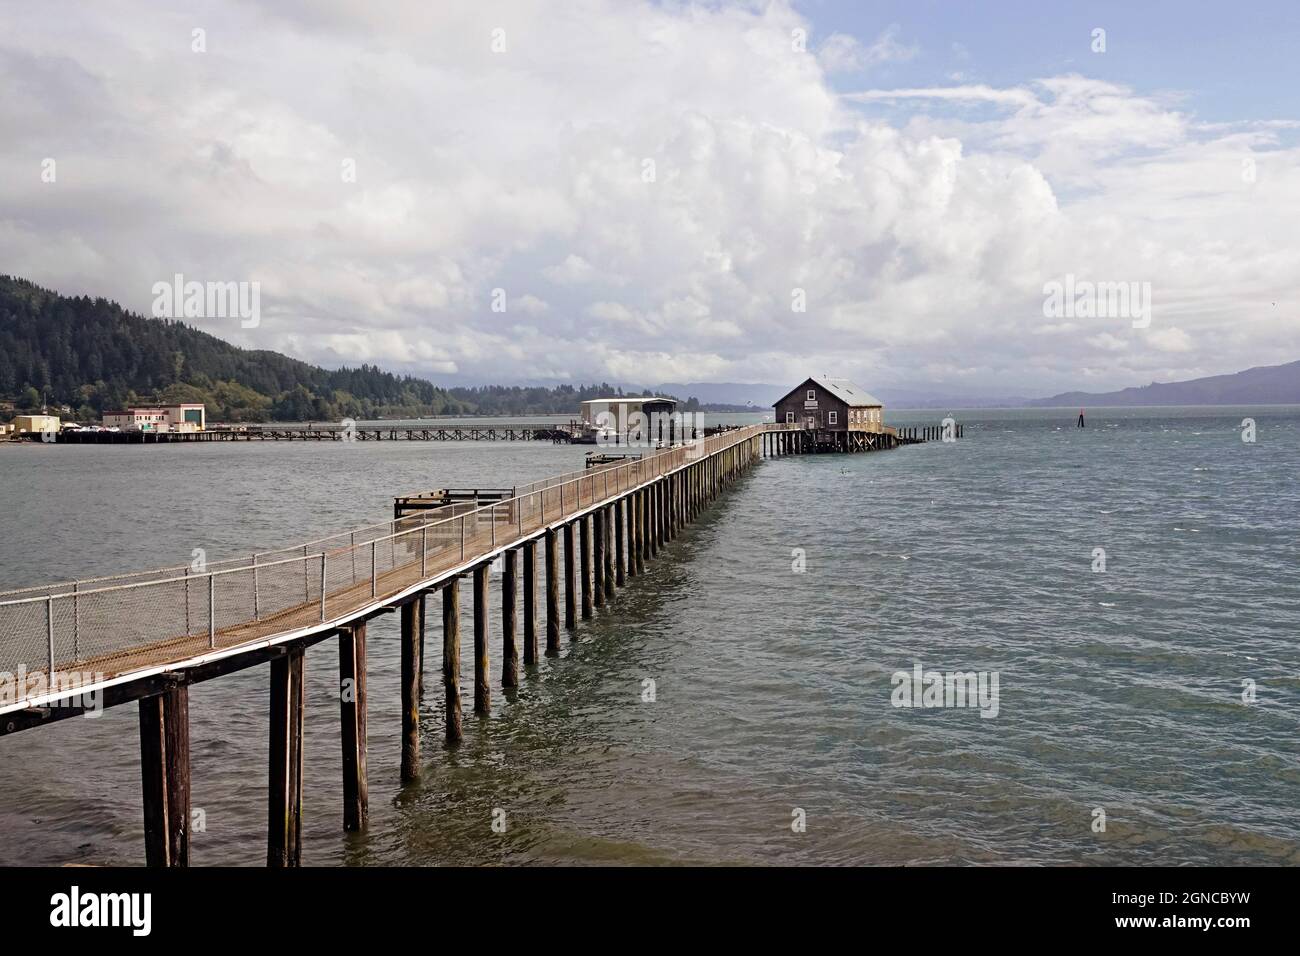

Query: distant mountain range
652;362;1299;409
1029;359;1300;407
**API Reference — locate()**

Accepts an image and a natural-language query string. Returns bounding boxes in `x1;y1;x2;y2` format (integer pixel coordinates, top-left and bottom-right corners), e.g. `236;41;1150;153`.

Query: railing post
46;595;54;675
208;574;216;649
461;516;466;560
184;568;191;636
253;553;260;621
492;503;497;548
370;541;377;598
72;581;80;661
320;553;328;621
421;523;428;576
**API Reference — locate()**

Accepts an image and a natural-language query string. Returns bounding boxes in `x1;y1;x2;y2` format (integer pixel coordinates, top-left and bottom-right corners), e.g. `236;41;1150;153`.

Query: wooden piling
648;483;658;558
580;515;593;620
523;541;538;666
666;476;676;541
474;564;490;714
647;484;654;545
633;491;645;575
268;645;304;867
545;529;561;653
416;594;425;700
660;480;669;544
338;623;368;831
139;683;190;867
400;601;421;782
443;580;463;745
502;549;519;687
563;522;577;629
593;508;606;609
603;504;615;600
615;498;626;586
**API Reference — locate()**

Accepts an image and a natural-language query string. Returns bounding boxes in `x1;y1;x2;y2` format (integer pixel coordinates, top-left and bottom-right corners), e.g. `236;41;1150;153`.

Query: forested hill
0;277;691;421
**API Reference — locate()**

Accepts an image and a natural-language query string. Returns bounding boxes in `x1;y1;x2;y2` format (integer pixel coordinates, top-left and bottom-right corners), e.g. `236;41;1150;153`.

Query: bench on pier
393;487;516;519
584;452;642;469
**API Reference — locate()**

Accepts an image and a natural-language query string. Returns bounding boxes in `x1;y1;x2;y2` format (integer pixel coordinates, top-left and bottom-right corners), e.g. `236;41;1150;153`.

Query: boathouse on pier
579;396;678;445
773;377;885;452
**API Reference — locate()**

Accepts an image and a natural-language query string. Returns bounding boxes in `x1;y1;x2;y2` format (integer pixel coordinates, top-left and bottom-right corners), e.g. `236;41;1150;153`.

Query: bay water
0;406;1296;865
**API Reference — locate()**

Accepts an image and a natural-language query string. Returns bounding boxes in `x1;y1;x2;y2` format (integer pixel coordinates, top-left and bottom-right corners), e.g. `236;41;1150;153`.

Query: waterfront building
772;377;884;451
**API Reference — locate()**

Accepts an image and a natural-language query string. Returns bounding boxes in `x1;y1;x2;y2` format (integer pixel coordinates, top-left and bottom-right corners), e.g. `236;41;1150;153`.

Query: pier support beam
658;481;667;547
443;580;463;745
474;564;490;714
615;499;626;586
644;487;654;561
664;478;672;542
626;493;637;576
139;683;190;867
417;595;426;699
339;623;368;831
677;473;684;533
502;549;518;687
648;484;658;558
523;541;538;666
400;601;421;782
593;509;605;609
671;475;678;536
545;529;561;654
580;515;593;620
603;505;615;600
564;522;577;629
268;645;305;867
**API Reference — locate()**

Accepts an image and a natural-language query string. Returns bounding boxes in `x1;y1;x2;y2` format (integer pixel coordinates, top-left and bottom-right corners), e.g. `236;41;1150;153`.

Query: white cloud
543;255;600;286
0;1;1296;395
1145;327;1194;352
819;26;917;75
513;294;549;315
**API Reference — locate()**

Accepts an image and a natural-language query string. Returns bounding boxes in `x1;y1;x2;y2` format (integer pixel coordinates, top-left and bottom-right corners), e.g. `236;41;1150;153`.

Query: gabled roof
775;377;882;408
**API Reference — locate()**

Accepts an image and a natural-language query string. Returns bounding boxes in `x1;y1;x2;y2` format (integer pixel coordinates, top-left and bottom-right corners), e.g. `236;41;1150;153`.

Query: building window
828;411;837;425
807;389;815;401
785;411;794;424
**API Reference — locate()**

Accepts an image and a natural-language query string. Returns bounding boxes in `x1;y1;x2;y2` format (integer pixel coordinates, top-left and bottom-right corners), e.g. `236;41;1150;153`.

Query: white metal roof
580;396;678;406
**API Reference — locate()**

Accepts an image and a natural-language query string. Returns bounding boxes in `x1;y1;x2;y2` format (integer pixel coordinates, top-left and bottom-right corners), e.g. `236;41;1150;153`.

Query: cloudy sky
3;0;1298;396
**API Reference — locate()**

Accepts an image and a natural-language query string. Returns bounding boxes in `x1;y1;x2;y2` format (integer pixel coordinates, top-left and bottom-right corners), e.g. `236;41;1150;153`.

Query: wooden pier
41;420;749;445
0;418;942;865
50;422;581;443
